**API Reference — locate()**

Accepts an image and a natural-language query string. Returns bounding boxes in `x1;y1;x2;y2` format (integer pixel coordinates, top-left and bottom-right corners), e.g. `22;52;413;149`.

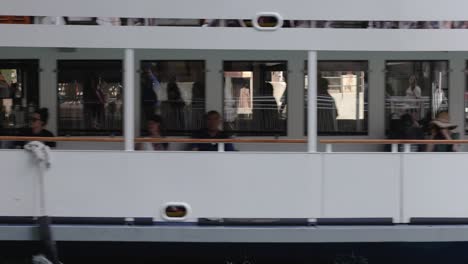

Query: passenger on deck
136;115;168;151
141;66;160;122
426;111;459;152
15;108;56;148
191;111;235;151
160;78;186;131
256;82;279;131
399;113;424;152
317;76;338;133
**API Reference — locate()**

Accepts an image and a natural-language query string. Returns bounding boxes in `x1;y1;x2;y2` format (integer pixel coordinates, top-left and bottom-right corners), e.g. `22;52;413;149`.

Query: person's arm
414;86;422;98
45;130;56;148
191;132;200;151
147;70;161;93
135;143;143;150
440;129;459;152
425;128;437;152
224;143;235;151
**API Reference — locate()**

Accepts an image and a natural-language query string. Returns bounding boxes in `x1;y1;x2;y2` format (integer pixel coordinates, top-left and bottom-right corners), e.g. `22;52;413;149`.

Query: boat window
385;61;449;137
57;60;123;136
223;61;287;136
140;60;205;136
465;62;468;135
0;60;39;134
305;61;369;135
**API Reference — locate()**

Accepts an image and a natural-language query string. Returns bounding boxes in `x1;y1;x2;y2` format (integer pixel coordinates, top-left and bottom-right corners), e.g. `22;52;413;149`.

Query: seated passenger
191;111;234;151
426;111;459;152
399;113;424;152
136;115;168;151
15;108;56;148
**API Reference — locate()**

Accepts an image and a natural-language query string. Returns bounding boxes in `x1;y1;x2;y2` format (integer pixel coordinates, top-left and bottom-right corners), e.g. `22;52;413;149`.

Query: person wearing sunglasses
15;108;56;148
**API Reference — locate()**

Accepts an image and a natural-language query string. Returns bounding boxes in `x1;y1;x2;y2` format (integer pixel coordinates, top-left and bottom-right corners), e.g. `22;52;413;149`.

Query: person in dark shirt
141;66;160;121
16;108;56;148
399;113;425;152
191;110;234;151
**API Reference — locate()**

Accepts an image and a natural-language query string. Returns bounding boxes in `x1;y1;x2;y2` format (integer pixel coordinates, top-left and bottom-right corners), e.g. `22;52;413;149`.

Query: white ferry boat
2;0;468;263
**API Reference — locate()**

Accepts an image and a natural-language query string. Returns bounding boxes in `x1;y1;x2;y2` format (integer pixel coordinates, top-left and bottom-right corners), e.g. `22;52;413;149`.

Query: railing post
217;143;225;152
124;48;135;151
403;144;411;153
307;51;318;153
325;144;333;153
391;144;398;153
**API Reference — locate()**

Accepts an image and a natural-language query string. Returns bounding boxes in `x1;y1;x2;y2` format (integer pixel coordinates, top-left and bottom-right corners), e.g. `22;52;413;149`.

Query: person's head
206;110;222;132
192;81;205;99
409;75;417;88
167;80;182;101
264;82;274;97
147;115;163;136
318;76;329;94
431;111;457;131
31;108;49;131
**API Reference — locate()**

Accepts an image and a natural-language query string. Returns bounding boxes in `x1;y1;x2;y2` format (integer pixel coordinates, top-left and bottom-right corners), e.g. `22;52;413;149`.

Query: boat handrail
319;139;468;144
0;136;307;144
1;136;466;145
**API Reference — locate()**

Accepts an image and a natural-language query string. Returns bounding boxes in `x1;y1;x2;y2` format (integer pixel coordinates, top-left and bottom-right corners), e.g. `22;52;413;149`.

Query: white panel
403;154;468;221
42;152;322;219
5;26;468;51
322;153;400;219
0;151;37;216
3;0;468;20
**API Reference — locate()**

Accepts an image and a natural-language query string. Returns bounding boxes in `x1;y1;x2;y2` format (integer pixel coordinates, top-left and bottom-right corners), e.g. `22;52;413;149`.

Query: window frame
56;59;123;136
304;60;369;136
139;59;206;136
222;60;288;136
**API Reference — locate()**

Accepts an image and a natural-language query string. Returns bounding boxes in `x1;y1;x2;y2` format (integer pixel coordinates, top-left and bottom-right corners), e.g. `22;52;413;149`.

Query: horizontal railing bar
3;0;468;21
0;136;307;144
320;139;468;144
2;136;466;145
0;136;124;143
135;138;307;144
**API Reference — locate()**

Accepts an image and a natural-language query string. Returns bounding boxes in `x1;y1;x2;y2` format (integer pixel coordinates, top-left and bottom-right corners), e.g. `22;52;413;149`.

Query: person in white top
405;75;422;98
405;75;422;119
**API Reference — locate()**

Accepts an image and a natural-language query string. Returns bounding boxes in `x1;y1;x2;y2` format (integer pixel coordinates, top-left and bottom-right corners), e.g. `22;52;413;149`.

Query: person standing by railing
191;111;234;151
15;108;56;148
141;65;161;121
426;111;459;152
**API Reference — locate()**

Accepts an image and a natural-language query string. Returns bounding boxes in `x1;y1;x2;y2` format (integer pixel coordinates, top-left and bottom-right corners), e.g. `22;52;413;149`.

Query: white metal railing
3;0;468;21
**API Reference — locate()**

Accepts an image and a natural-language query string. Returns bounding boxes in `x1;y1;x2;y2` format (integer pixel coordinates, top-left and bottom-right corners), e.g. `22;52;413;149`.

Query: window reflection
463;62;468;134
57;60;123;136
0;60;39;132
223;61;287;136
385;61;449;137
140;61;205;136
305;61;368;135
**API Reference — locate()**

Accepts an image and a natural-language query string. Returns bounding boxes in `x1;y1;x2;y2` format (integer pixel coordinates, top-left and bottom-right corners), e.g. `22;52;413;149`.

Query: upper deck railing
0;136;464;153
3;0;468;21
2;0;468;50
